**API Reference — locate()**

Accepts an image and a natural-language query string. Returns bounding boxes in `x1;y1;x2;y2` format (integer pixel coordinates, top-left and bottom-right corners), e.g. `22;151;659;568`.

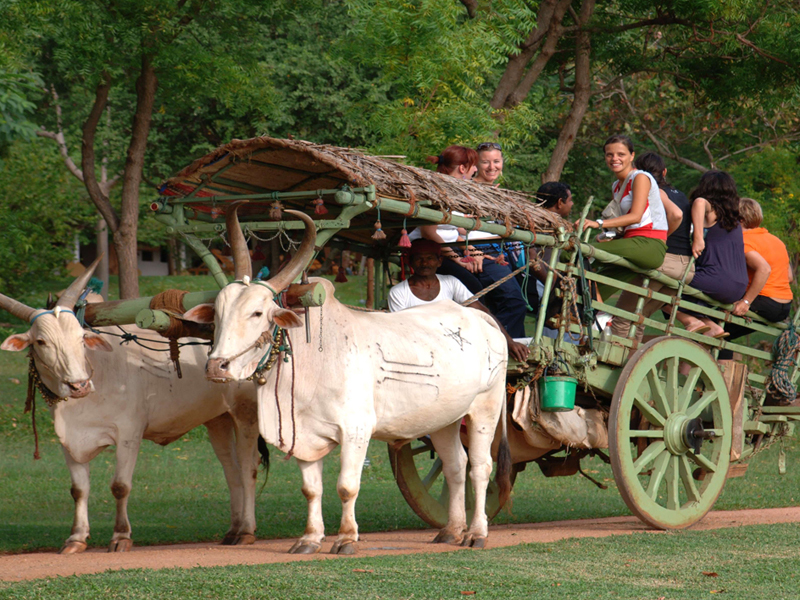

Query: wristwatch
596;219;604;228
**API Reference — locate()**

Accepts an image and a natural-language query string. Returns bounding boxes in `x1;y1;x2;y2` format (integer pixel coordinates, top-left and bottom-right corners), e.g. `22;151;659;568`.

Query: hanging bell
256;374;267;385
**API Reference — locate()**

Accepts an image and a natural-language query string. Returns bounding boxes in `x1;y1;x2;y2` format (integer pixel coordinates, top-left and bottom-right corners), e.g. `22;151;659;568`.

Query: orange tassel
313;198;328;215
372;221;386;240
398;229;412;248
269;201;283;220
335;267;348;283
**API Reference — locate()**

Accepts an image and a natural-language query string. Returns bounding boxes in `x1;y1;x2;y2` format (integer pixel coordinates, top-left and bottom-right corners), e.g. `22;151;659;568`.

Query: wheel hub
663;413;691;455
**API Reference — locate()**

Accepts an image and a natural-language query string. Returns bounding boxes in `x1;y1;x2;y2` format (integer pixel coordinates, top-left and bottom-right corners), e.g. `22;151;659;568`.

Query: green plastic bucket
539;376;577;412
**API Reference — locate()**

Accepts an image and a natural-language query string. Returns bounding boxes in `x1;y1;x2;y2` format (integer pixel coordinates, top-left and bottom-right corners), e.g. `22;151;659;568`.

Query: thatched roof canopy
159;137;568;248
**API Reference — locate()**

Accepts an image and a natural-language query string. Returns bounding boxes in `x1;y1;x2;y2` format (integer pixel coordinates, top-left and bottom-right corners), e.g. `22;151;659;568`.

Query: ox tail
494;392;512;509
257;435;271;488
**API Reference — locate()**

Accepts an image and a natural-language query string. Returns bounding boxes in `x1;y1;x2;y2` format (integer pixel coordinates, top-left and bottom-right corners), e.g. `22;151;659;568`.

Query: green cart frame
86;137;800;531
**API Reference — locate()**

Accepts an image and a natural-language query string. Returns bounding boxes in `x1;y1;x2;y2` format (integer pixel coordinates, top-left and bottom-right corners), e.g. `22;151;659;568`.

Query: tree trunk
166;238;178;276
117;55;158;299
490;0;570;110
97;218;109;300
543;0;595;182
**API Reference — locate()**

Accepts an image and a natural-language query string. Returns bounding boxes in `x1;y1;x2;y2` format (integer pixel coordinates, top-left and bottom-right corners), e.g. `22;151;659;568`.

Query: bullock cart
84;137;800;533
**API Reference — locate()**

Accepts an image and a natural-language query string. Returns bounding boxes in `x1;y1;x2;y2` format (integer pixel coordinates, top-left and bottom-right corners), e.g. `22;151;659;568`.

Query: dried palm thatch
159;137;569;244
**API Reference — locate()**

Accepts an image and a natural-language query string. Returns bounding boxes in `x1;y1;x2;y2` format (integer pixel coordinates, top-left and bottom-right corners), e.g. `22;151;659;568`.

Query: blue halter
29;309;76;324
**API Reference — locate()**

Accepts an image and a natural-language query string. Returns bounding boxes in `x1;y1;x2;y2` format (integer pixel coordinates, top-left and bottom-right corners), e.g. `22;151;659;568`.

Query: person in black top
609;152;690;341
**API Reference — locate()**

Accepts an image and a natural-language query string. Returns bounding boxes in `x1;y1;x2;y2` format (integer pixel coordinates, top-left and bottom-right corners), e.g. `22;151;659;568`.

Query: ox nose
67;380;92;398
206;358;233;382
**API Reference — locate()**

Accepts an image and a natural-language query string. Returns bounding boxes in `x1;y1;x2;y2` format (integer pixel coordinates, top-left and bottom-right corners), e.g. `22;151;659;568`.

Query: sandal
685;324;711;334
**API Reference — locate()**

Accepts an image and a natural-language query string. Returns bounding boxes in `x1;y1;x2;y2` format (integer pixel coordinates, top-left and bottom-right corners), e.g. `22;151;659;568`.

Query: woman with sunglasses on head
474;142;504;186
578;135;668;302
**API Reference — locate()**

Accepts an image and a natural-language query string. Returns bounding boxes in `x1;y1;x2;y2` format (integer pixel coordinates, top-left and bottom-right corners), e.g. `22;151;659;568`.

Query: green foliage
0;71;42;152
343;0;543;168
0;138;96;294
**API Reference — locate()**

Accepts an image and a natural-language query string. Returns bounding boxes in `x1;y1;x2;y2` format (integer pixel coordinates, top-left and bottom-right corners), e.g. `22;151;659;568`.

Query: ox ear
183;303;216;324
1;332;32;352
272;308;303;329
84;332;113;352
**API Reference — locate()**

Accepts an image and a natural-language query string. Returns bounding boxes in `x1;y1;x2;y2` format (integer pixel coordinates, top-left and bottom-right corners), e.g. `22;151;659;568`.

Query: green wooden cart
85;137;800;531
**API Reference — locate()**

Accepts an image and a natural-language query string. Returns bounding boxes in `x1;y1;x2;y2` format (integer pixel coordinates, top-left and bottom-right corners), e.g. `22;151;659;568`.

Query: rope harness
765;323;800;405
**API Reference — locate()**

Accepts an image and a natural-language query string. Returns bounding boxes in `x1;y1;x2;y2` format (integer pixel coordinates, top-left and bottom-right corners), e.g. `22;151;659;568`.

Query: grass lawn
1;523;799;599
1;274;798;555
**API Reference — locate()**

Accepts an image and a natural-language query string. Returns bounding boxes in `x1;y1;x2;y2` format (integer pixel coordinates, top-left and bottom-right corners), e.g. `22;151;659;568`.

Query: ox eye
252;311;263;318
36;339;47;347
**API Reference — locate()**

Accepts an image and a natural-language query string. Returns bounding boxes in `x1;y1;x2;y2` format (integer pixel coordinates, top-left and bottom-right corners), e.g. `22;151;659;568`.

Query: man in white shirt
389;239;530;363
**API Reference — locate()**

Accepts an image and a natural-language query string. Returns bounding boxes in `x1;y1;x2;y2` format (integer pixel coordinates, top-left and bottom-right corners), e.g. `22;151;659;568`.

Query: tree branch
616;79;709;173
81;73;120;231
543;0;595;182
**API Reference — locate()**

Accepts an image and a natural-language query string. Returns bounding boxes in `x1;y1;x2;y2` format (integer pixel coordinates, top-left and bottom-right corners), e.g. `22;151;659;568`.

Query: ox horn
266;209;317;294
56;255;104;309
226;200;252;282
0;293;37;323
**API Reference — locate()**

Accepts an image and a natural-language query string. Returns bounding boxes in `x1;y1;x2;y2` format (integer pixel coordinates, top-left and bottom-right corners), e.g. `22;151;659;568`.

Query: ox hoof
460;535;487;549
330;540;357;555
222;533;256;546
288;541;321;555
432;530;462;545
108;538;133;553
59;541;88;555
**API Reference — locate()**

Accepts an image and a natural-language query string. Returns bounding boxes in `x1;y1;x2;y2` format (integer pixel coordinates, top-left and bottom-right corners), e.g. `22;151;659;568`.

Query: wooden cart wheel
609;336;732;529
388;439;519;529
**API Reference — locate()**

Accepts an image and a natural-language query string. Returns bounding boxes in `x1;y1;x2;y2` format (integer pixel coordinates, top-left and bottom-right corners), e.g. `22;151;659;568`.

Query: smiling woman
474;142;503;186
578;134;669;301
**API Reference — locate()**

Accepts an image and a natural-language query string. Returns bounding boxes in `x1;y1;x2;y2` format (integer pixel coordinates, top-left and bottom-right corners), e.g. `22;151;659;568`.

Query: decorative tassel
312;197;328;215
270;201;283;220
335;266;348;283
398;217;411;247
398;229;411;247
372;221;386;240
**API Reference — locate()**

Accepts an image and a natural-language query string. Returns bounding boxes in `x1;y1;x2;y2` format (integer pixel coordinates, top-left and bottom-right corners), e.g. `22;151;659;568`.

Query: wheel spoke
688;450;717;473
677;366;702;413
633;441;666;474
629;429;664;438
666;455;680;510
422;457;443;490
645;452;670;500
633;396;667;428
685;390;718;420
679;455;701;502
647;367;671;418
665;356;679;412
411;443;432;456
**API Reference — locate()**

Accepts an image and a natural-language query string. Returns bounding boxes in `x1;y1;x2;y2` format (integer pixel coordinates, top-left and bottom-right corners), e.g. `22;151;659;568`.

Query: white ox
0;261;262;553
184;203;511;554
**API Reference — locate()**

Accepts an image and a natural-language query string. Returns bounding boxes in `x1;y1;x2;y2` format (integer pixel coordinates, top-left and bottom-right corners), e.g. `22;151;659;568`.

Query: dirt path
3;507;799;582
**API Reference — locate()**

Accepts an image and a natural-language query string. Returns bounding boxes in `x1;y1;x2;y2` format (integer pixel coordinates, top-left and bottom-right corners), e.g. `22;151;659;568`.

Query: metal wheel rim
388;440;518;529
609;336;732;529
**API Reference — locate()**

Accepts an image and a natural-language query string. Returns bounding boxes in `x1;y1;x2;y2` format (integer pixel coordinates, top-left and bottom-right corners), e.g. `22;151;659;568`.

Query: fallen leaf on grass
8;378;20;385
460;592;475;596
352;569;374;573
702;572;719;577
710;590;726;594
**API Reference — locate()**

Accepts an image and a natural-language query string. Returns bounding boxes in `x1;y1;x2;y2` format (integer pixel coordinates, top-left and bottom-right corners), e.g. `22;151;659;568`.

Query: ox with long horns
185;201;512;554
1;261;263;553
